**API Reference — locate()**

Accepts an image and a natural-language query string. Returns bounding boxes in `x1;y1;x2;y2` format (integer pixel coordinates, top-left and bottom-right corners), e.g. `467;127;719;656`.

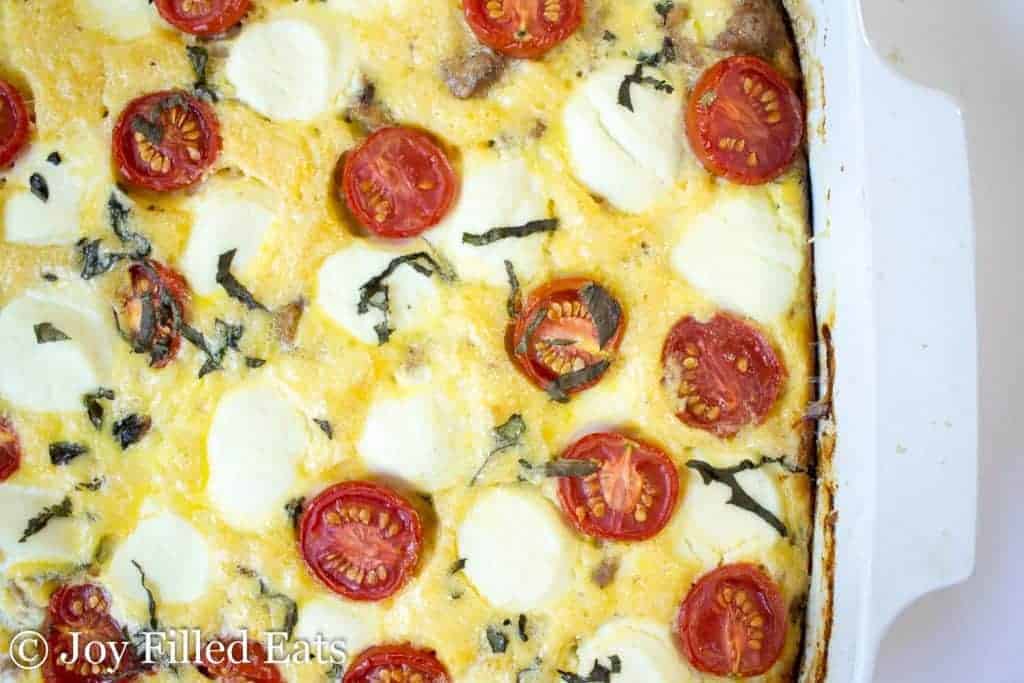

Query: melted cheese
2;147;83;246
0;284;115;413
575;618;693;683
74;0;160;41
294;597;381;657
0;486;89;569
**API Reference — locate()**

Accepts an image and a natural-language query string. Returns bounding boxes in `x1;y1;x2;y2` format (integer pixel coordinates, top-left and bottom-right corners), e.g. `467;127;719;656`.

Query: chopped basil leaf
19;497;72;543
76;238;125;280
245;356;266;368
357;252;452;345
284;497;306;531
470;413;527;485
131;560;159;630
617;61;674;112
515;307;546;356
314;418;334;440
654;0;674;24
518;614;529;642
42;272;59;282
131;114;163;145
591;556;620;588
108;194;152;258
686;459;788;536
462;218;558;246
46;151;62;165
217;249;268;312
29;173;49;202
543;458;599;478
83;388;115;430
486;625;509;654
34;322;71;343
181;318;245;379
450;558;467;574
186;45;218;103
579;283;621;348
602;30;617;42
545;360;611;403
113;414;152;450
558;656;622;683
258;578;298;641
504;260;522;318
50;442;89;466
76;477;105;492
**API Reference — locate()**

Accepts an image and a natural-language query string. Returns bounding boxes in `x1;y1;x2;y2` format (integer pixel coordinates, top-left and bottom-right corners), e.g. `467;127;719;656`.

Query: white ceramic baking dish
789;0;979;680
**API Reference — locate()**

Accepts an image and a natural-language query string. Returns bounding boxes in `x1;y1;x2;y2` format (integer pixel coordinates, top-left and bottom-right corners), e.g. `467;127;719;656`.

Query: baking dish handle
858;45;979;649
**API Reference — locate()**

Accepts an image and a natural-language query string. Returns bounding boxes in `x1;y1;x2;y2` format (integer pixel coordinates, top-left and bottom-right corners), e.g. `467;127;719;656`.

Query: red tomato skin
463;0;584;59
112;90;221;192
342;645;450;683
675;563;787;677
556;432;680;541
0;417;22;481
340;127;457;239
298;481;424;602
508;278;625;395
197;639;283;683
154;0;251;37
0;79;31;168
662;313;785;438
686;56;803;185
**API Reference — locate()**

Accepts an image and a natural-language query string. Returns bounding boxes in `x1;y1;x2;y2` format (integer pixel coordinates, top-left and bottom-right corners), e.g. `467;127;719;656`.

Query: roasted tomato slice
299;481;423;601
0;417;22;482
463;0;583;59
120;260;191;369
113;90;221;192
686;56;803;184
43;584;141;683
661;313;784;438
343;645;450;683
674;563;787;677
340;126;457;239
508;278;624;398
0;79;31;168
154;0;251;37
196;639;283;683
557;432;680;541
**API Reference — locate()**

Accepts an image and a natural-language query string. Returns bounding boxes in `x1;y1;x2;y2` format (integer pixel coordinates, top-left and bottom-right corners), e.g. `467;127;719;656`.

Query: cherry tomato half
343;645;450;683
113;90;221;192
557;432;680;541
196;639;283;683
661;313;785;438
43;584;141;683
0;417;22;482
686;56;803;184
155;0;251;37
0;79;31;168
674;563;787;677
120;260;191;369
463;0;584;59
299;481;423;602
508;278;625;397
340;126;457;239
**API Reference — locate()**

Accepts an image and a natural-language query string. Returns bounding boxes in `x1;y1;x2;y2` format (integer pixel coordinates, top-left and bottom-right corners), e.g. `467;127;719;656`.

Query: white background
859;1;1023;681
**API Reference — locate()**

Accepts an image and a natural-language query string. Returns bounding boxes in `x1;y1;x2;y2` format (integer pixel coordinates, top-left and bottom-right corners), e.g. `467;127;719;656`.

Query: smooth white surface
859;1;1023;681
575;618;692;683
2;147;83;246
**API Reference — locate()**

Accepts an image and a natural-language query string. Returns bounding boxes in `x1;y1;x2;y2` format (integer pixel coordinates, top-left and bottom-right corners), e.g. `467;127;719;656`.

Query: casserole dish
791;0;979;680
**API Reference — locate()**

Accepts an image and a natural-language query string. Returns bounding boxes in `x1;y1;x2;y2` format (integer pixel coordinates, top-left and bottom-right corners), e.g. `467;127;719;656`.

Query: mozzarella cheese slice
206;384;307;531
106;512;211;609
0;284;115;413
457;487;574;611
74;0;159;40
671;190;803;323
227;19;355;122
316;243;441;345
0;486;89;569
294;597;380;657
429;151;551;287
2;148;84;246
575;618;694;683
563;59;684;213
181;179;277;295
671;456;784;565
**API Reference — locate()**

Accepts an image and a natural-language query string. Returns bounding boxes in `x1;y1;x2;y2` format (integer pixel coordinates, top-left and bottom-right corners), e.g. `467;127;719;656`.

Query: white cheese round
294;597;380;657
563;59;684;213
2;147;84;246
75;0;160;40
457;487;574;611
430;152;551;287
206;384;307;531
671;190;803;323
575;618;694;683
0;285;115;413
0;486;89;569
181;179;277;295
316;243;441;345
